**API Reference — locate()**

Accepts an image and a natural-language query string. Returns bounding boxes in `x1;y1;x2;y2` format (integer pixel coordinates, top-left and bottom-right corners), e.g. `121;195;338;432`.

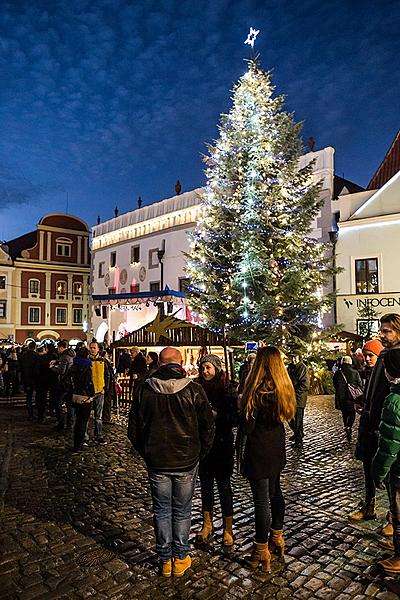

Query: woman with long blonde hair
239;345;296;571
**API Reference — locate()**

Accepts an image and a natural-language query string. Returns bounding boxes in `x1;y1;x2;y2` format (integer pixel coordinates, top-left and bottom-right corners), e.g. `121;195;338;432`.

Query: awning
92;289;186;306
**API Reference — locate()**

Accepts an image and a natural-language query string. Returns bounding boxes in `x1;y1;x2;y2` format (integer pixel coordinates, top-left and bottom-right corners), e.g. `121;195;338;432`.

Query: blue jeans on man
92;392;104;439
148;465;198;561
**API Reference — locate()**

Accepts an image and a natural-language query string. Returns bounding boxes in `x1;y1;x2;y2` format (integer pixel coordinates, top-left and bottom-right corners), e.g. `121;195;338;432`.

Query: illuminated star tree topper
244;27;260;49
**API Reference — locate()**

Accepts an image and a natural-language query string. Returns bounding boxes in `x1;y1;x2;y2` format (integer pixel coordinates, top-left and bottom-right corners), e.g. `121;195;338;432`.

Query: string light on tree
185;31;335;349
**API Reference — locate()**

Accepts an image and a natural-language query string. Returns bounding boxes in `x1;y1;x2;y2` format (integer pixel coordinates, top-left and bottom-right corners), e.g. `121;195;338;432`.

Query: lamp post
157;240;166;290
157;240;166;317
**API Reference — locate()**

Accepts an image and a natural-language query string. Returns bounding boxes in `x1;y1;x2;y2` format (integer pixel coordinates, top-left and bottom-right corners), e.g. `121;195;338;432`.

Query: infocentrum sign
340;295;400;310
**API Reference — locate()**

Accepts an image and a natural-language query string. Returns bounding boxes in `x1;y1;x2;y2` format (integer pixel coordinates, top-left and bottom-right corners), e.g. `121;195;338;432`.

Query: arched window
56;280;67;298
73;282;83;298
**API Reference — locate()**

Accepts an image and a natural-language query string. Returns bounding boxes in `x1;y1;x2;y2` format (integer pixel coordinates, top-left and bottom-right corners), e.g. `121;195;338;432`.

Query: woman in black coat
70;347;95;453
239;346;296;572
333;356;362;441
195;354;238;546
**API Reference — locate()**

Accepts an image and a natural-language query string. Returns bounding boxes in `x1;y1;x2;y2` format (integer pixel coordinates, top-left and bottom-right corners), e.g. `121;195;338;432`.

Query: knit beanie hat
384;349;400;379
199;354;222;373
362;339;384;356
342;356;352;365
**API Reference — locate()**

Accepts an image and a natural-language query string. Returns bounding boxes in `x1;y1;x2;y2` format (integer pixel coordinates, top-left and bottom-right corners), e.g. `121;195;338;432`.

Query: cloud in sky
0;0;399;236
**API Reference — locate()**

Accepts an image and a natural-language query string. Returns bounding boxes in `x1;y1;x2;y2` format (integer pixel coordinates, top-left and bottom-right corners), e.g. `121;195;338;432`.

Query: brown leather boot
382;522;394;537
222;516;234;546
349;498;377;521
268;529;285;558
378;556;400;574
246;542;271;572
196;511;214;543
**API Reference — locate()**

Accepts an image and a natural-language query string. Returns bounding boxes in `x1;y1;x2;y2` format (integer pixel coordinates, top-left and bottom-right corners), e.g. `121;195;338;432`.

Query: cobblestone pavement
1;395;400;600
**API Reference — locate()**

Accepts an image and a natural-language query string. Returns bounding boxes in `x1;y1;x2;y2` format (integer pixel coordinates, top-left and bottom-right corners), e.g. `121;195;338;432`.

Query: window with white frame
355;258;379;294
56;307;67;324
102;305;108;319
56;280;67;297
110;251;117;268
131;283;140;293
73;308;83;324
0;300;6;318
0;275;6;290
56;238;72;257
98;261;105;278
73;282;83;297
29;279;40;295
28;306;40;323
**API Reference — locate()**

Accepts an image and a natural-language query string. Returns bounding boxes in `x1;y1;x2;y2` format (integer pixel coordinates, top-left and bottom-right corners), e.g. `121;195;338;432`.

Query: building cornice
339;212;400;230
14;261;90;273
92;220;197;253
37;224;89;236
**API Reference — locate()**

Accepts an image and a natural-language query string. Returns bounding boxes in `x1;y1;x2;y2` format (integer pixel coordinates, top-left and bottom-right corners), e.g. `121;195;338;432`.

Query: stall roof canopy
111;313;240;348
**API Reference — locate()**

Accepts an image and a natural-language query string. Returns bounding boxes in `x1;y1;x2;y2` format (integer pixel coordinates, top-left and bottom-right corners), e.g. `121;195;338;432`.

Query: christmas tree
185;54;334;349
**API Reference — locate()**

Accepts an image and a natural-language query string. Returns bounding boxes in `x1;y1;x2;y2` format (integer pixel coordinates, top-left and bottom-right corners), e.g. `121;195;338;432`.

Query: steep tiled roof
368;129;400;189
333;175;364;198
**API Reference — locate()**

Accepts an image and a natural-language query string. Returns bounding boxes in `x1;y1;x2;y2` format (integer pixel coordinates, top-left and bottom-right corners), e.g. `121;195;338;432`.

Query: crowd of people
3;312;400;578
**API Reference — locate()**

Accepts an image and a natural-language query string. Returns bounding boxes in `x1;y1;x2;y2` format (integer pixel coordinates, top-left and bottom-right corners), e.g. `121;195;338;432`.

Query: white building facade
90;147;336;342
335;170;400;336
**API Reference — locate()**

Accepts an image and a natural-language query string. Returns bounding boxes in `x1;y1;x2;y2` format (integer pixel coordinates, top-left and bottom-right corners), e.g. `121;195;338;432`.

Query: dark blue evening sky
1;0;399;239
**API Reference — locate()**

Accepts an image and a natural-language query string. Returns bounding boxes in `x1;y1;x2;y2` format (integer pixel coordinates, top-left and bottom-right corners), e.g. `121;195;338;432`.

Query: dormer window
56;237;72;257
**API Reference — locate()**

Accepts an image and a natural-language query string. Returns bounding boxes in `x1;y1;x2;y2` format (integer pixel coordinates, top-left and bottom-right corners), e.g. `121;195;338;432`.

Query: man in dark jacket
49;340;75;430
352;313;400;525
287;354;310;446
128;346;215;578
128;346;147;397
19;341;39;419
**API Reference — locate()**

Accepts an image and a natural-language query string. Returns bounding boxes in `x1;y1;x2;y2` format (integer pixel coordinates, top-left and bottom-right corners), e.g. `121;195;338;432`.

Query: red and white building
0;214;90;345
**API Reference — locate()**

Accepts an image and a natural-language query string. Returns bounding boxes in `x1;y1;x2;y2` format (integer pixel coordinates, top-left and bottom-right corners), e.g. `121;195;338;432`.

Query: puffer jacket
128;364;215;472
371;384;400;485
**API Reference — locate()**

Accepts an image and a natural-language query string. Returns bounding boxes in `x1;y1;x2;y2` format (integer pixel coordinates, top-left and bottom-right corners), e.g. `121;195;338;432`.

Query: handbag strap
340;369;349;385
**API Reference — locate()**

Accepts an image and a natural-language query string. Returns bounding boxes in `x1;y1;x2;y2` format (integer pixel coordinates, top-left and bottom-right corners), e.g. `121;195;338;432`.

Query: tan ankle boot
268;529;285;558
349;498;377;521
222;516;234;546
196;511;214;543
246;542;271;572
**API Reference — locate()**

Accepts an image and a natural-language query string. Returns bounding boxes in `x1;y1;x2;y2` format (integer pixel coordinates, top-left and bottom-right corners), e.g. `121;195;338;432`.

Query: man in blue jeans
128;346;214;578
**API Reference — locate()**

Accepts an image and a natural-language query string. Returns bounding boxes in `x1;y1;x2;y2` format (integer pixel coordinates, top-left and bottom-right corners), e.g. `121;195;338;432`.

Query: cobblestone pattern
1;396;400;599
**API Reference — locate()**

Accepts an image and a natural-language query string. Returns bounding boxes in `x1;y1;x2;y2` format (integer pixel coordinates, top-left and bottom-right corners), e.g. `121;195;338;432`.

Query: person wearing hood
128;346;215;579
333;355;363;441
49;340;75;430
195;354;238;547
70;346;95;453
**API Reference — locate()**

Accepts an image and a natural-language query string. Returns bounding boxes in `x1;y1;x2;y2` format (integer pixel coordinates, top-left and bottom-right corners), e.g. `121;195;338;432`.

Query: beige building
335;132;400;336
